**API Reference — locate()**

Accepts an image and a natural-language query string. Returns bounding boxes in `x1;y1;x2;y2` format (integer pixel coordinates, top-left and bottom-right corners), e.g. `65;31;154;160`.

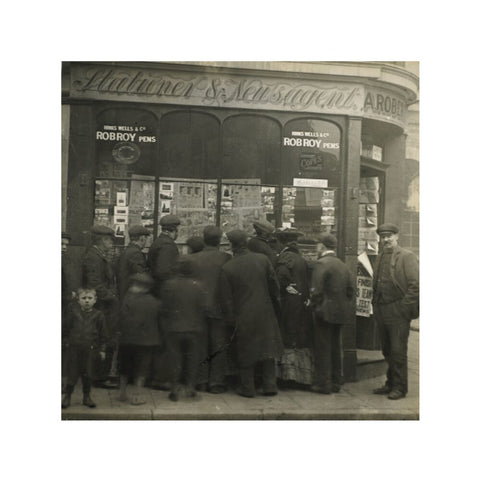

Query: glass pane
282;186;338;240
223;115;280;184
159;112;220;179
95;108;157;178
283;119;341;187
157;178;217;244
94;175;155;248
219;180;277;234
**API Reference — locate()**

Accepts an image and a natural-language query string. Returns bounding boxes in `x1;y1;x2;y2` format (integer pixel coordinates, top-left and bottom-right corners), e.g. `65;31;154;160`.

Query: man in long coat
220;230;283;397
117;224;150;301
189;226;232;393
147;214;181;389
372;223;419;400
82;225;120;386
310;233;355;394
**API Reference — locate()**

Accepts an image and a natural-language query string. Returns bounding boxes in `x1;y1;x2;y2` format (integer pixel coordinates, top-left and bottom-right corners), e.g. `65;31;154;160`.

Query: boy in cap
118;272;162;405
62;287;107;409
117;224;151;301
310;233;355;394
186;235;205;254
372;223;419;400
160;257;208;401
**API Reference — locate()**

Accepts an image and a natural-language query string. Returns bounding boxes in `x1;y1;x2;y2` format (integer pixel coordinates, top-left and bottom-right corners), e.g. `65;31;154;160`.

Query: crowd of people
61;217;419;409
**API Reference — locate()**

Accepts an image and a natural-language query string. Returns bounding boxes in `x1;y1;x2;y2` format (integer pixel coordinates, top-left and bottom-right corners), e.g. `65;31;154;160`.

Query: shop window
282;119;341;187
95;108;157;178
159;111;220;179
223;115;281;184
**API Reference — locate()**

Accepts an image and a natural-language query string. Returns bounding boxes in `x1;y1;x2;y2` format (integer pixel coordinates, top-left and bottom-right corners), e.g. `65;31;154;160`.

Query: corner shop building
61;61;419;381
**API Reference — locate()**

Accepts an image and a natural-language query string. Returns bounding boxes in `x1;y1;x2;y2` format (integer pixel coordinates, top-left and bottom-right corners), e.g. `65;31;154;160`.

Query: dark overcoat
276;246;311;347
247;236;277;267
117;243;148;300
160;277;207;333
147;233;179;295
372;245;419;320
119;291;162;346
220;247;283;367
188;246;232;319
62;303;107;350
310;253;355;324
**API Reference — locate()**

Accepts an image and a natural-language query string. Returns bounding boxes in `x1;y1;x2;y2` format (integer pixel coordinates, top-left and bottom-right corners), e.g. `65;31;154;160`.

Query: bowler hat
91;225;115;237
376;223;399;235
226;229;248;246
130;272;154;286
128;224;151;237
160;215;181;227
318;233;337;249
203;225;222;241
253;220;275;234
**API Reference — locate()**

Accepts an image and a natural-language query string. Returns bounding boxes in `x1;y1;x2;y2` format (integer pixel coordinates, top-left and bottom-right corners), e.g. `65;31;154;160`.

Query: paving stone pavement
62;329;419;421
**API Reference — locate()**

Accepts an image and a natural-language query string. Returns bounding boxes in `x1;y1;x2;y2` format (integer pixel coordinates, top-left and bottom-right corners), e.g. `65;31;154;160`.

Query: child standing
62;287;107;409
118;272;162;405
160;258;207;401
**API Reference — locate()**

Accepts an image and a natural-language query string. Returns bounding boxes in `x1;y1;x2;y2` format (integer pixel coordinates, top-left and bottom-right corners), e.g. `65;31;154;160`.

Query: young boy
118;272;162;405
160;258;207;401
62;287;107;409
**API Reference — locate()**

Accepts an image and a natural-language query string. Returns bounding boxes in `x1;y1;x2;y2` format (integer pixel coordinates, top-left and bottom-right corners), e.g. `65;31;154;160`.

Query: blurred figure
189;226;232;393
160;258;207;401
148;215;181;390
118;273;162;405
61;232;74;393
221;230;283;398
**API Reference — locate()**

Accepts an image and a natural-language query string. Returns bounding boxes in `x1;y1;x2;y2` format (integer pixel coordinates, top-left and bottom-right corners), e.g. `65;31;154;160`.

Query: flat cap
160;214;181;227
62;231;71;240
91;225;115;237
130;272;154;286
226;229;248;246
253;220;275;234
203;225;223;240
318;233;337;249
376;223;399;235
128;224;151;237
186;236;205;253
273;227;304;240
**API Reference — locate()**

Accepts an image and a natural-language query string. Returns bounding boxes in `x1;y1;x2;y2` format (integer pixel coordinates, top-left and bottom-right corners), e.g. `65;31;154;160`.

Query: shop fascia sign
293;178;328;188
71;65;408;127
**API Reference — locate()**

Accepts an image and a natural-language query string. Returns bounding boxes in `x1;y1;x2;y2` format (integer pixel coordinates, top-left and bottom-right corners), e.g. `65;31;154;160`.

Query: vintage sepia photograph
61;61;420;421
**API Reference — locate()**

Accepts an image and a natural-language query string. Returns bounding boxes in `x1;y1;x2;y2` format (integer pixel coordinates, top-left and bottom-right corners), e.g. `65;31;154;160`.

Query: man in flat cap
147;214;181;389
310;233;355;394
148;215;181;296
372;223;419;400
189;226;232;393
220;229;283;397
117;224;151;301
247;219;277;267
82;225;120;387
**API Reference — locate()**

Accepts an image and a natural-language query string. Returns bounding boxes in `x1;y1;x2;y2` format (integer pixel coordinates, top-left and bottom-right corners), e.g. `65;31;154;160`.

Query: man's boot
118;375;128;402
61;393;71;409
82;393;96;408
